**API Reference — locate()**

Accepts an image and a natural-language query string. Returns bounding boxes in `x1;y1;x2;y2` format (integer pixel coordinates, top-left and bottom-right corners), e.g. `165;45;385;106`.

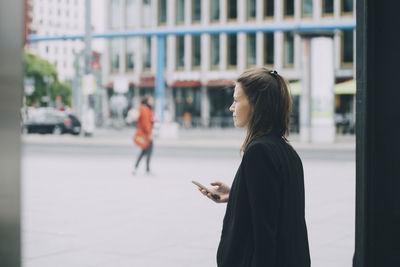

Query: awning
171;80;201;87
334;79;356;95
138;75;155;87
288;79;356;95
104;81;135;89
206;79;235;87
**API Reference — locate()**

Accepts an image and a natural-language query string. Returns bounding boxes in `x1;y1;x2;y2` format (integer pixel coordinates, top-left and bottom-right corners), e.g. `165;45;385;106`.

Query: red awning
138;75;155;87
206;79;235;87
105;82;113;89
104;81;135;88
171;80;201;87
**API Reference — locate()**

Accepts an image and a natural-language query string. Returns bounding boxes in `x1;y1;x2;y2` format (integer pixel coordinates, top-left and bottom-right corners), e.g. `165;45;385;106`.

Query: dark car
23;108;81;135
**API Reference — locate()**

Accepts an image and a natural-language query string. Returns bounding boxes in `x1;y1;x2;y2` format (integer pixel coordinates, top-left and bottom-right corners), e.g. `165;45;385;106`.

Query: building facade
28;0;85;82
103;0;356;129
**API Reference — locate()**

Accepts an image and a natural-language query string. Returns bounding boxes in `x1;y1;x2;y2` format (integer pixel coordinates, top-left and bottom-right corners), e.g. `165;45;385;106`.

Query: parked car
22;108;81;135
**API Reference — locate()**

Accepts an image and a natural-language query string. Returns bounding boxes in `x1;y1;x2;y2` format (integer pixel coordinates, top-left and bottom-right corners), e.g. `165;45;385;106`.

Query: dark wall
354;0;400;266
0;1;22;267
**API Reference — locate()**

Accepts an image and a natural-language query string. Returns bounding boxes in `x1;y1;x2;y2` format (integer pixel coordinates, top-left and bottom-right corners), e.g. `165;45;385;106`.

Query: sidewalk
22;126;356;150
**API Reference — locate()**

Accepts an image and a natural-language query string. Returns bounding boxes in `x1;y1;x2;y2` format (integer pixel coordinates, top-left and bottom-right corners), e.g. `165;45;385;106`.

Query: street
22;137;355;267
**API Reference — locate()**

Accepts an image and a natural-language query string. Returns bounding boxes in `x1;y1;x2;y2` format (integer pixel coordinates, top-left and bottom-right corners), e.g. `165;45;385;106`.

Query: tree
23;52;72;107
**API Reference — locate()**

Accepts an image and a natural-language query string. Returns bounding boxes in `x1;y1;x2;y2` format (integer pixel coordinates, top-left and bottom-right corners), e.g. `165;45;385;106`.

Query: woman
132;96;154;175
198;68;310;266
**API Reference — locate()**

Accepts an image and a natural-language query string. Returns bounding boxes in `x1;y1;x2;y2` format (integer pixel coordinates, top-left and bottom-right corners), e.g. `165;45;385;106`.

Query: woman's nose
229;103;234;112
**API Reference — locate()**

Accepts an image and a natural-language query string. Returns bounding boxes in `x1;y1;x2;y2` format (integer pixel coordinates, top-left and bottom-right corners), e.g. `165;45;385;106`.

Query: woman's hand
199;181;230;203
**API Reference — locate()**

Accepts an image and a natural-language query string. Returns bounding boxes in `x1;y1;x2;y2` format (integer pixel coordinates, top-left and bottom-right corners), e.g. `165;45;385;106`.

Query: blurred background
20;0;356;266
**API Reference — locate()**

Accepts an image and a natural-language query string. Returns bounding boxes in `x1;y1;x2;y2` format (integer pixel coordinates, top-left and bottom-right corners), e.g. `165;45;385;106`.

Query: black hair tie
269;70;278;77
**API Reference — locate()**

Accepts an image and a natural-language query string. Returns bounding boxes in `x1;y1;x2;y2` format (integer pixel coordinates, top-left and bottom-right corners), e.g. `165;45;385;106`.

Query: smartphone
192;180;220;200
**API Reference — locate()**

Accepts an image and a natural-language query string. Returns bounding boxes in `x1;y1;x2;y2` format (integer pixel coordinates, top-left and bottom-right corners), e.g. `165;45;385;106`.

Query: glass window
176;36;185;69
142;0;152;27
209;86;235;121
143;37;151;70
264;32;274;65
323;0;334;16
111;0;120;28
342;30;354;65
302;0;313;17
284;0;294;17
126;0;135;28
227;34;237;68
227;0;237;20
283;32;294;67
192;35;201;68
247;0;256;20
158;0;167;25
247;33;256;66
126;38;135;71
111;39;120;72
210;34;220;69
176;0;185;24
173;87;201;124
210;0;220;22
342;0;353;14
264;0;274;18
192;0;201;23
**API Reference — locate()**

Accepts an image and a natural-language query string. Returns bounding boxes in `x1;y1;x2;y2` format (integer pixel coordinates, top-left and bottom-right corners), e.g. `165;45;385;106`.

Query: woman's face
229;83;251;128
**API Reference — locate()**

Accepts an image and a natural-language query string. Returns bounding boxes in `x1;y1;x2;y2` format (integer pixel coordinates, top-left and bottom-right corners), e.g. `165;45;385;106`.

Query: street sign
82;74;97;95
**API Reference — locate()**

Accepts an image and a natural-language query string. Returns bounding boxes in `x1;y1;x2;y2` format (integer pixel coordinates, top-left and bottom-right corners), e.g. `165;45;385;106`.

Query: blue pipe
27;22;356;42
155;36;165;123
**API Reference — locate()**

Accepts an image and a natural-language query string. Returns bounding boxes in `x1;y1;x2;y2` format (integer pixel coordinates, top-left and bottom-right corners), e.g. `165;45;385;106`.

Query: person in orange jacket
132;96;154;175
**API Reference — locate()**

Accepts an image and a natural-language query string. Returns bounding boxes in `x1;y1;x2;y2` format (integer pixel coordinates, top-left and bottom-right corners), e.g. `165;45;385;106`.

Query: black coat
217;134;311;267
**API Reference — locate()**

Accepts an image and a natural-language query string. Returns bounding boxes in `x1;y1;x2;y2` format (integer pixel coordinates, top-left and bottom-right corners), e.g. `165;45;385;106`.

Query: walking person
132;96;154;175
196;67;311;266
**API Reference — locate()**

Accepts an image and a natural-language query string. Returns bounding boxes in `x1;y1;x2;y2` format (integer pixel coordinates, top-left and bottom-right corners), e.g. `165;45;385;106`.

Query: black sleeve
243;144;280;267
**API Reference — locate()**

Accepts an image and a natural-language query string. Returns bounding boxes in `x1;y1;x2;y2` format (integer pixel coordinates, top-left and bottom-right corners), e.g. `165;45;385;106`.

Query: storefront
207;80;235;128
171;81;201;127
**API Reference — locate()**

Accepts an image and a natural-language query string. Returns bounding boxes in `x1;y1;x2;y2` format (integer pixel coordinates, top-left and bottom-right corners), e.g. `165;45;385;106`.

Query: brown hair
237;67;292;152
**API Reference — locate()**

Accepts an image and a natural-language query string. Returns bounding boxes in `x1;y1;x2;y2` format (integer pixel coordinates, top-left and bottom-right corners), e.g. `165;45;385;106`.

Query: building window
247;33;256;67
264;0;274;18
111;39;120;73
142;0;152;27
143;37;151;70
283;32;294;67
126;38;135;72
227;34;237;68
176;35;185;69
210;0;220;22
192;35;201;69
341;30;354;66
247;0;256;20
192;0;201;23
176;0;185;24
210;34;220;69
111;0;120;28
263;32;274;65
227;0;237;21
323;0;334;16
126;0;135;28
341;0;353;15
284;0;294;17
301;0;313;17
158;0;167;25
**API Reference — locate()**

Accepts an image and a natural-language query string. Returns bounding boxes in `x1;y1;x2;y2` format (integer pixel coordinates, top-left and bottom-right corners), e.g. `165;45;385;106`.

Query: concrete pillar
200;85;210;127
300;38;311;142
310;36;335;143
